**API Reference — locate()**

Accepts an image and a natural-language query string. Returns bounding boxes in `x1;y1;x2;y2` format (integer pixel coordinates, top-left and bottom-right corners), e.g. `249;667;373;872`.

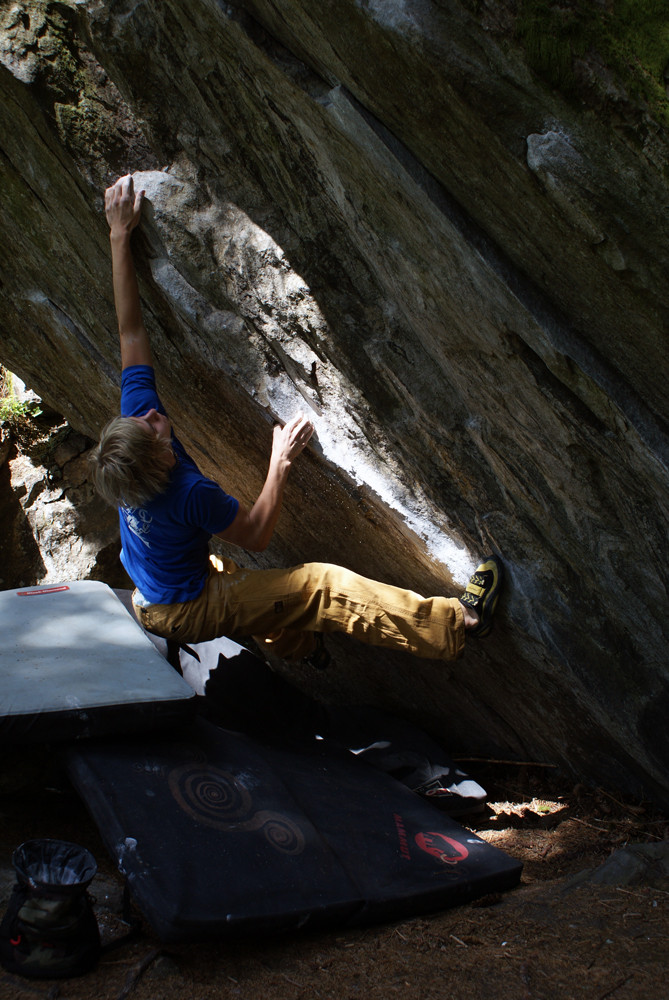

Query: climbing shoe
460;554;503;638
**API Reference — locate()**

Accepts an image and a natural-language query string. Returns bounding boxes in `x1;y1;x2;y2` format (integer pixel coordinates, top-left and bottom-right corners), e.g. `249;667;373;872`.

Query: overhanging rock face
1;1;668;804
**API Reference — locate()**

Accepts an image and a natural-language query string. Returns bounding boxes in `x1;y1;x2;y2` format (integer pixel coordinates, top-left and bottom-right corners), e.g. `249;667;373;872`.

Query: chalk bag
0;839;100;979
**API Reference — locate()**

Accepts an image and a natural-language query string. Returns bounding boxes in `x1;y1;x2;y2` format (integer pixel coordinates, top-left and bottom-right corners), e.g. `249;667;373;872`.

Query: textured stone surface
1;0;668;803
0;418;130;590
568;841;669;890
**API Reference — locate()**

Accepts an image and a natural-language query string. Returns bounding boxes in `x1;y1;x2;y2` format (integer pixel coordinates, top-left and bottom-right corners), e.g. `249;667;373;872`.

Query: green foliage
517;1;591;89
0;397;42;424
517;0;669;123
0;370;42;429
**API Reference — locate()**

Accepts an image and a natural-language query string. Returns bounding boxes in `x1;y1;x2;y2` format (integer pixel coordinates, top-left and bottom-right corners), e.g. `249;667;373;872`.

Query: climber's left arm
105;174;152;370
216;414;314;552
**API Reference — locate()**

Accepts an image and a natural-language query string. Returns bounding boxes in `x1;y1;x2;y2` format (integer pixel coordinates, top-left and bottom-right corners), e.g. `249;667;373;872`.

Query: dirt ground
0;756;667;1000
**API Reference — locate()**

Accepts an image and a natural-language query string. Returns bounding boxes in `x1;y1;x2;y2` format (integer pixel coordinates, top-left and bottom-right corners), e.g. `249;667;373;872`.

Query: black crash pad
68;719;522;941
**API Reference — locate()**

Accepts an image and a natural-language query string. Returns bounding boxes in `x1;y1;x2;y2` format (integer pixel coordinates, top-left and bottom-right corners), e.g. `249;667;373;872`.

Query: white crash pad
0;581;195;743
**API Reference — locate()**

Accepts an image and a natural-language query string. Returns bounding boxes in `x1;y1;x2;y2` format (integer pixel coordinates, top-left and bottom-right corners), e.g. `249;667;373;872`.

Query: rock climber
90;174;503;665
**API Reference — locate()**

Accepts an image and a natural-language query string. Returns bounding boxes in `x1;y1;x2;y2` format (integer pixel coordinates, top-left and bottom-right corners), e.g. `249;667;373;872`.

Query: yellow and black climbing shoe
460;555;503;638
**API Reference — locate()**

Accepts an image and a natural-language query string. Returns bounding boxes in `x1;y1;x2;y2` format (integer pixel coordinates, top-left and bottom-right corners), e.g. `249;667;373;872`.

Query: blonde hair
89;416;173;508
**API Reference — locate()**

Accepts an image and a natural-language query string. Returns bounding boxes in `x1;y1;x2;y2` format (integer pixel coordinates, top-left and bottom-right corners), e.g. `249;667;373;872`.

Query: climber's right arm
105;174;151;370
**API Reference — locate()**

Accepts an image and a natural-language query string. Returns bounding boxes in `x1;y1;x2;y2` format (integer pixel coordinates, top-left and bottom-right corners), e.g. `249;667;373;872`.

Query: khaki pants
133;555;465;662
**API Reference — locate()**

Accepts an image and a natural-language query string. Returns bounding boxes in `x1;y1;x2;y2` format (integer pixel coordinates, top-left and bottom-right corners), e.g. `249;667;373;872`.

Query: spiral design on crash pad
259;815;305;855
169;764;252;821
168;764;305;855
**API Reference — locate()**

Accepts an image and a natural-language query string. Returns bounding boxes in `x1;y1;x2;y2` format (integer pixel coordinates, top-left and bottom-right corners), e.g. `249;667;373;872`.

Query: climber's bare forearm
216;414;314;552
110;231;152;369
217;461;290;552
105;174;151;370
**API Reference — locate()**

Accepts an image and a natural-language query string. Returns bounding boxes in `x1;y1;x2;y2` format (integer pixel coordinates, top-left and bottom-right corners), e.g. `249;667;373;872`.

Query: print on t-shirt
123;507;153;548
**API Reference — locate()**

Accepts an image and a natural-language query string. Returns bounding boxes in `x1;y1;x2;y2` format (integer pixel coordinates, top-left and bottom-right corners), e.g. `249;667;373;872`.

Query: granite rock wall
1;0;668;803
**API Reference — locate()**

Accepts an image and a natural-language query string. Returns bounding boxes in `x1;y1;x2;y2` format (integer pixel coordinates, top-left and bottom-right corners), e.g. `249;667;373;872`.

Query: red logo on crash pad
415;832;469;865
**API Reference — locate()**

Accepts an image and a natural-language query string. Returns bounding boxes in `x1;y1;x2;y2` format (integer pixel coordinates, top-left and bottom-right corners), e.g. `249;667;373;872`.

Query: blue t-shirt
119;366;239;604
